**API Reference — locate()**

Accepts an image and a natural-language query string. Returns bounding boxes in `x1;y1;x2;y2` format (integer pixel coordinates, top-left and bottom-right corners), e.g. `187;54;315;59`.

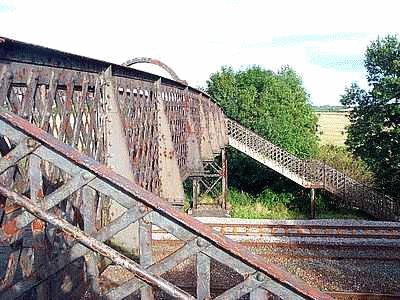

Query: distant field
316;112;350;146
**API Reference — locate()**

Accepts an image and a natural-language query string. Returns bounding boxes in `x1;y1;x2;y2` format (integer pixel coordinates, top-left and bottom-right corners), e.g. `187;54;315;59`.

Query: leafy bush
316;144;375;185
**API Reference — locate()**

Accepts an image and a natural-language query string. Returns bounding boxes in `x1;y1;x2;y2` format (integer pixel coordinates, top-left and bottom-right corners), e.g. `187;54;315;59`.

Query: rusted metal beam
139;218;155;299
213;273;264;300
2;168;95;241
0;185;195;300
29;154;49;299
197;252;211;300
2;205;149;299
0;111;330;299
106;237;210;299
0;138;37;174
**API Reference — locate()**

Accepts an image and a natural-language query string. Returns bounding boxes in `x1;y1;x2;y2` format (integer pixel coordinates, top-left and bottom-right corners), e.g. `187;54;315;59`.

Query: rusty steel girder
0;37;331;299
0;37;227;209
0;109;330;299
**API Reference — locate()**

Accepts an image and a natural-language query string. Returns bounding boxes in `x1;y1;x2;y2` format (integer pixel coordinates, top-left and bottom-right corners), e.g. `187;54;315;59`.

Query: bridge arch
122;57;187;84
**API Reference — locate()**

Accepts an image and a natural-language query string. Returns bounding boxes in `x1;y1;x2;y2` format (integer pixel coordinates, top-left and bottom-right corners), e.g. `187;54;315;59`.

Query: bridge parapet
0;37;228;210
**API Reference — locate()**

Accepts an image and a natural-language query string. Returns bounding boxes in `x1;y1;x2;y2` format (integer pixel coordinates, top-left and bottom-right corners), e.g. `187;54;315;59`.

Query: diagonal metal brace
0;184;195;300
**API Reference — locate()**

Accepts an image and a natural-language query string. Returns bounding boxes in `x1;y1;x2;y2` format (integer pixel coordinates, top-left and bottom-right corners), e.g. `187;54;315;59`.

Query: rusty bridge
0;37;397;299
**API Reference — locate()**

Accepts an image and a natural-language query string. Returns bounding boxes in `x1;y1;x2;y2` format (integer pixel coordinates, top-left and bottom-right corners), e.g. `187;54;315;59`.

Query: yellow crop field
316;112;350;146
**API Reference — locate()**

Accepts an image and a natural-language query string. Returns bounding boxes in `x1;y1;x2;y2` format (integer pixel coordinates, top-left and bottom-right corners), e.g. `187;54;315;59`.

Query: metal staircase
227;118;399;221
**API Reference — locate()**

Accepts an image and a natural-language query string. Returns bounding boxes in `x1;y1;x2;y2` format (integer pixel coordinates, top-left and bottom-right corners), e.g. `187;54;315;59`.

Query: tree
207;65;318;193
341;35;400;198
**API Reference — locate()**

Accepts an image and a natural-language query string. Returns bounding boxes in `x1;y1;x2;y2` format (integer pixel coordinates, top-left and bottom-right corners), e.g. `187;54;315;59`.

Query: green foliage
228;189;305;219
227;188;366;220
207;65;318;159
316;145;375;185
340;35;400;198
207;65;319;194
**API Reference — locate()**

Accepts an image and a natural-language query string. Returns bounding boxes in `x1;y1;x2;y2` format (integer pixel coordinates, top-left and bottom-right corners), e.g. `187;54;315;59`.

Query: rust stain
5;202;20;214
36;189;45;199
4;219;19;237
31;218;45;232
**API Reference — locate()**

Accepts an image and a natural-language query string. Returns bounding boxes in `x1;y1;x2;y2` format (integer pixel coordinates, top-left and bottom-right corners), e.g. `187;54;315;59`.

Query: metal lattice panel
115;76;160;194
0;62;106;163
161;85;189;177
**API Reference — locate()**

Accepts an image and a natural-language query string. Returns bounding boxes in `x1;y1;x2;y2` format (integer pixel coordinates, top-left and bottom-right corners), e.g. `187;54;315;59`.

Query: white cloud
0;0;398;105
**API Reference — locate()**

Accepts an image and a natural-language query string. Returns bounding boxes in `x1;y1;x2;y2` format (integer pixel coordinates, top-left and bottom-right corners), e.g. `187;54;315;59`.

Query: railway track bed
150;218;400;298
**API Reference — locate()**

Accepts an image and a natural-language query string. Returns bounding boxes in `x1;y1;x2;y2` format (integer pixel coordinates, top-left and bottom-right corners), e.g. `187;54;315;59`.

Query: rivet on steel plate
81;172;92;180
256;272;265;282
196;238;205;247
5;71;13;79
27;138;36;149
139;206;147;214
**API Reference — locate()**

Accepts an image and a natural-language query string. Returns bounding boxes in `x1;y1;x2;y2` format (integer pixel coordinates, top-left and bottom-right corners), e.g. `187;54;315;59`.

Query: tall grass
228;189;305;219
228;188;367;220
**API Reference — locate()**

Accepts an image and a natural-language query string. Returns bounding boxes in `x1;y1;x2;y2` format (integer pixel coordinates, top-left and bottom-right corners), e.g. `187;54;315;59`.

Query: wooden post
310;188;316;219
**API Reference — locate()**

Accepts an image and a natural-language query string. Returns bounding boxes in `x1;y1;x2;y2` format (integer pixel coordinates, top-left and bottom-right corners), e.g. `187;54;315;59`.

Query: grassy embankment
227;189;368;220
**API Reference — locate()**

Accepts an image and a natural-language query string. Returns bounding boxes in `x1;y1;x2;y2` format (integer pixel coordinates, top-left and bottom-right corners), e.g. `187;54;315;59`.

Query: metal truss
0;111;329;299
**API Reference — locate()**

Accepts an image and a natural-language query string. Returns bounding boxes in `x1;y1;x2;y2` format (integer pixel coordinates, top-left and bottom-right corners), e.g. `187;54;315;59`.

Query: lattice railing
0;111;329;299
227;118;399;221
0;62;107;164
227;118;323;187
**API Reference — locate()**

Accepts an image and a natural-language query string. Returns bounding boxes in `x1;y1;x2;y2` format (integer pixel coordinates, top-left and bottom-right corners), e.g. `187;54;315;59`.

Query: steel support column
310;188;316;219
192;177;200;210
221;147;228;210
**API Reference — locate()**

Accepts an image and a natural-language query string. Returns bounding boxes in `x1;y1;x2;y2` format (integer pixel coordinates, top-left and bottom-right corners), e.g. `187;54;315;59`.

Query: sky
0;0;399;105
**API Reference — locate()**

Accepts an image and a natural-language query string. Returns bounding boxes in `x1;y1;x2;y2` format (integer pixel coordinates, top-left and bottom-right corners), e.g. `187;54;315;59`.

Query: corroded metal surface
227;118;399;221
0;37;227;209
0;111;330;299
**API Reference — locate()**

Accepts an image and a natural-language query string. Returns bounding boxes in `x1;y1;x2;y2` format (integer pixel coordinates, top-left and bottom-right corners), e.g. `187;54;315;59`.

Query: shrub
316;145;375;185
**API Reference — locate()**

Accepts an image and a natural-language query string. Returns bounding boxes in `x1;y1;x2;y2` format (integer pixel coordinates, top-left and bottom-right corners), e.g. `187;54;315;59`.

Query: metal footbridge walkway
227;118;399;221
